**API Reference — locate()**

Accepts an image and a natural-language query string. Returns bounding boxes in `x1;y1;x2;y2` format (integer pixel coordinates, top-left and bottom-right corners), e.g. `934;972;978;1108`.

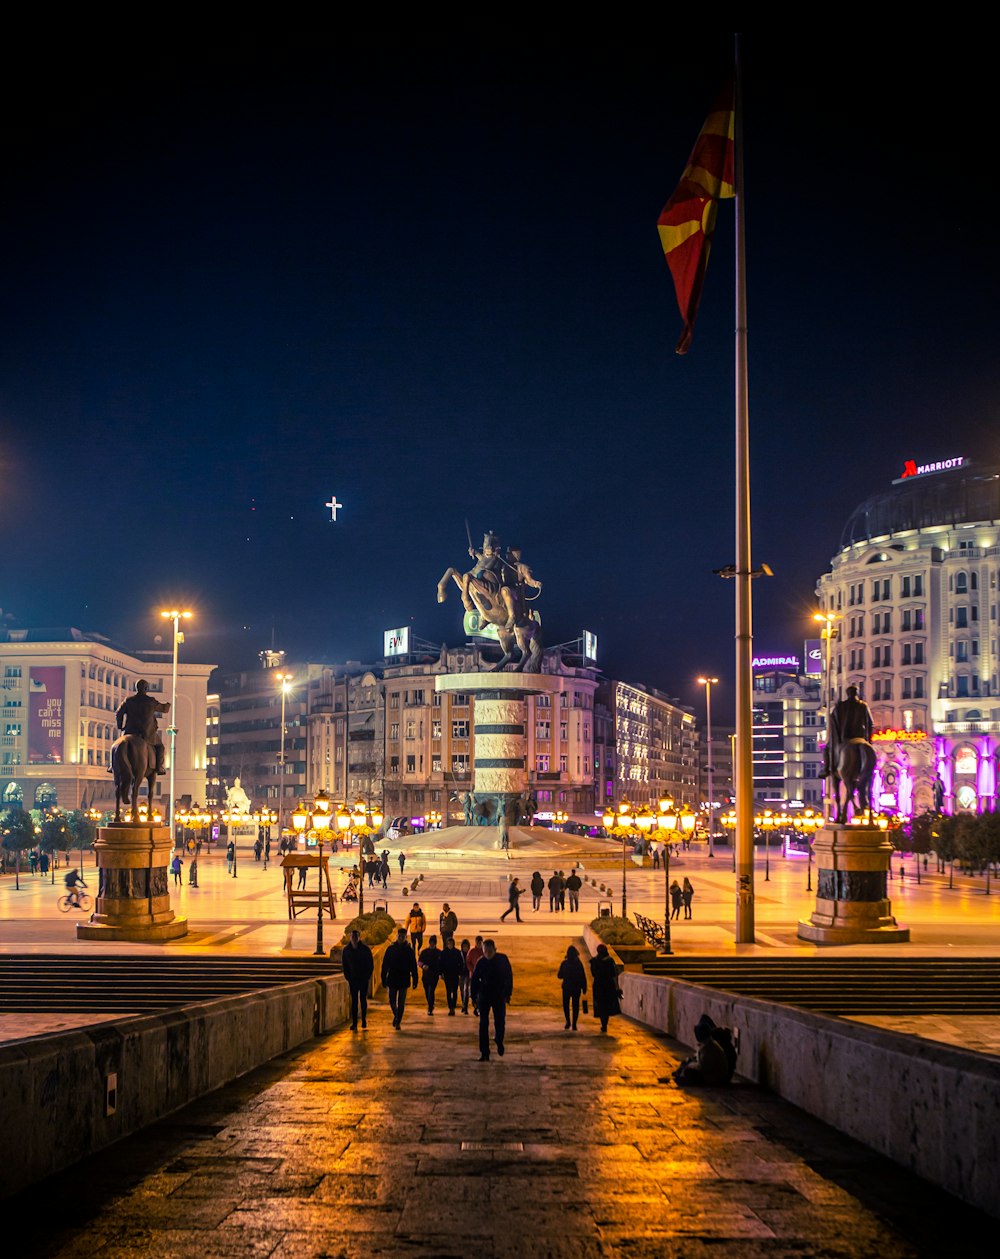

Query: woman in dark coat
530;871;545;912
557;944;587;1030
589;943;622;1033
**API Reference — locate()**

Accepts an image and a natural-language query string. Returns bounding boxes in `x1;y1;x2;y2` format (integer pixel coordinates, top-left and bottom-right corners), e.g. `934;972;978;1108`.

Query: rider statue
828;684;874;764
114;679;170;775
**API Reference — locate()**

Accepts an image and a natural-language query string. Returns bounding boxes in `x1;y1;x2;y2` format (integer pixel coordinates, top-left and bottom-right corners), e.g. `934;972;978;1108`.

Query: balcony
936;720;997;735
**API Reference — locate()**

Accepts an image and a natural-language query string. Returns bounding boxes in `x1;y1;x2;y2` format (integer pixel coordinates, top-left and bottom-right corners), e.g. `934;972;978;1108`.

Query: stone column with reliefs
76;823;188;942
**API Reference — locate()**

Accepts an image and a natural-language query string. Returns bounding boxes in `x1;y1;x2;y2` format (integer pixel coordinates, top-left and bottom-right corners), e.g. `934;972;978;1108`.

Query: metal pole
705;680;715;858
621;831;628;919
314;830;325;955
278;686;287;843
764;826;770;880
663;840;672;954
733;33;755;943
168;614;179;844
357;827;365;917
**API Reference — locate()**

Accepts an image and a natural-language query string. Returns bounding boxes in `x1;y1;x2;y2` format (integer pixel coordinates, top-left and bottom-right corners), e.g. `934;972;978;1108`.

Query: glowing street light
159;609;192;842
292;788;333;955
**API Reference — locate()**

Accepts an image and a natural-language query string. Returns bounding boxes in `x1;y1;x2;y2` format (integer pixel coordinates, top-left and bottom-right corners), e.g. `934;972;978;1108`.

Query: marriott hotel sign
893;455;966;483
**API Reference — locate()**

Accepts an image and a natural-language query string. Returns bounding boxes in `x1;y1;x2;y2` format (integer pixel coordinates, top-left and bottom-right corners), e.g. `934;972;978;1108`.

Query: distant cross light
325;496;343;522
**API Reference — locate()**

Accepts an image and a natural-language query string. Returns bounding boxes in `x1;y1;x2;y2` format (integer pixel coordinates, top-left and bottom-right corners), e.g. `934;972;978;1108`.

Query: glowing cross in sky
325;496;343;522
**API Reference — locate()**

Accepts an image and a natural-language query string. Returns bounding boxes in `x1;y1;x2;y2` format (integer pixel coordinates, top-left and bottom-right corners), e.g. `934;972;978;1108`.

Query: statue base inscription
797;824;909;945
76;823;188;942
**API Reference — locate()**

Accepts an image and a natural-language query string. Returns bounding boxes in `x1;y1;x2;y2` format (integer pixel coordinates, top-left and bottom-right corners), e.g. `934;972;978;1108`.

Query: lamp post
657;796;676;953
159;609;192;843
697;676;720;857
617;798;633;918
292;789;332;956
275;672;293;844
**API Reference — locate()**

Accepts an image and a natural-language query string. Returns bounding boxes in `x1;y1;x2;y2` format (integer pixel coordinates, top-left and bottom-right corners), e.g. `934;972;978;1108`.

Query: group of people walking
669;877;695;920
339;927;627;1054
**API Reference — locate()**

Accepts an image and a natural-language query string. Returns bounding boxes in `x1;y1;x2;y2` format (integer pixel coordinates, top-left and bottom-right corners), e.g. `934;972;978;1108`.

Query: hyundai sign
383;626;411;657
804;639;823;676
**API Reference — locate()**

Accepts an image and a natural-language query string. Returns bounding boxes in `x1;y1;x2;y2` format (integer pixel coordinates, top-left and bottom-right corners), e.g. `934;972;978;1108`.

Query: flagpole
733;31;755;943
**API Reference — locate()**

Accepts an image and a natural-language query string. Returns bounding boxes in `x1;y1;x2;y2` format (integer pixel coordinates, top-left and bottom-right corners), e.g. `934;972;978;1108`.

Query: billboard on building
28;666;65;764
583;630;598;662
383;626;411;657
803;639;823;676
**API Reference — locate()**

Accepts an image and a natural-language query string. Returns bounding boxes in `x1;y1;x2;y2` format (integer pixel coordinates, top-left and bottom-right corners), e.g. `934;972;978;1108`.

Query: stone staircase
640;956;1000;1015
0;954;340;1014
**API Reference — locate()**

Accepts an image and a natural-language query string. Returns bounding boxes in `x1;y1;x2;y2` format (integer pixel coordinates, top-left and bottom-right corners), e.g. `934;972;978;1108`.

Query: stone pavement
12;937;996;1258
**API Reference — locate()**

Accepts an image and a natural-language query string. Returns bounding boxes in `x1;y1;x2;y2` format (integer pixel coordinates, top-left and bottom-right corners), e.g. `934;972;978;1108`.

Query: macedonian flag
658;80;735;354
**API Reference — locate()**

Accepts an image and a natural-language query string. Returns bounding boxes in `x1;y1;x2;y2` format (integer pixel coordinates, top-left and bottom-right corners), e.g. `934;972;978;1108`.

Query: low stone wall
0;975;350;1198
620;971;1000;1220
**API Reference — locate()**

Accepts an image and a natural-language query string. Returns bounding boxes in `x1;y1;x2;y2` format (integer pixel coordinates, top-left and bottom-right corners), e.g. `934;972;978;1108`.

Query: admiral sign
383;626;411;657
751;655;799;670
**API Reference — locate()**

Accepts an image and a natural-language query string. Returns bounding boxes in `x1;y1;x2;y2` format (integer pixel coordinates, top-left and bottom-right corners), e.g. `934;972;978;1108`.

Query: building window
883;679;892;700
537;754;550;772
902;610;911;631
560;754;568;772
957;642;969;662
560;722;568;742
390;756;399;772
431;756;442;773
452;720;469;739
915;609;924;630
536;694;551;708
432;720;442;739
390;723;399;741
915;643;924;664
406;720;416;738
453;694;468;707
390;693;400;709
914;677;924;698
957;607;969;628
901;576;910;597
536;721;551;740
956;571;968;593
405;754;416;772
902;644;911;665
452;753;469;774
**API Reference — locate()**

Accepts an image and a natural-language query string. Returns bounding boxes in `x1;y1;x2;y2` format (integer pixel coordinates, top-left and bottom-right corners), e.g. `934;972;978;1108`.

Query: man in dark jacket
341;929;375;1031
381;927;419;1029
470;938;513;1061
547;870;564;912
565;869;583;912
438;936;466;1015
418;934;442;1014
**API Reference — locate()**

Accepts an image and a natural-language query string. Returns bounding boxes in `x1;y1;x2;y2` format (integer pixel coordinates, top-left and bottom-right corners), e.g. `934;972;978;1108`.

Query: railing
936;721;996;734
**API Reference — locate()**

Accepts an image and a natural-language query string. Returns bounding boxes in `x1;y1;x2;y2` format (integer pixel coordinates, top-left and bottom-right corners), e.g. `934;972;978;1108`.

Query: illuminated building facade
751;666;824;806
0;627;213;813
816;457;1000;815
595;680;698;809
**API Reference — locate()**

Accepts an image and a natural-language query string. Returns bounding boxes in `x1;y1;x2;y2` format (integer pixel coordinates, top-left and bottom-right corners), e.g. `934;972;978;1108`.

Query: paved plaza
4;836;1000;1253
11;942;997;1258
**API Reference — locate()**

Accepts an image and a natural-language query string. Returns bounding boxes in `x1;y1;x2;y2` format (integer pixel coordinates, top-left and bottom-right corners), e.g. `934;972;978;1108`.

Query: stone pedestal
436;672;561;831
797;824;908;944
76;823;188;942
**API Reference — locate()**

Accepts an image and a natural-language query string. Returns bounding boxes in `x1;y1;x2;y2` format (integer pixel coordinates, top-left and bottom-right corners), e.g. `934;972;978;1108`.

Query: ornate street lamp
657;796;677;953
275;672;294;842
159;609;192;844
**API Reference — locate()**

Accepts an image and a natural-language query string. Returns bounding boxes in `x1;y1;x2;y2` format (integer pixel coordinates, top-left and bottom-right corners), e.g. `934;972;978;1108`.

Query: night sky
2;33;997;721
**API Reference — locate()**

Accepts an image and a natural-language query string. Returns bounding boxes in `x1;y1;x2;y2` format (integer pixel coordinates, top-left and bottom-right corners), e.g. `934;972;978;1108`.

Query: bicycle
57;891;93;913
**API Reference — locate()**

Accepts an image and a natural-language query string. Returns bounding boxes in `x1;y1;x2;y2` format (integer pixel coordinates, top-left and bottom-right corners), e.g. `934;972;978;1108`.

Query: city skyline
2;34;997;723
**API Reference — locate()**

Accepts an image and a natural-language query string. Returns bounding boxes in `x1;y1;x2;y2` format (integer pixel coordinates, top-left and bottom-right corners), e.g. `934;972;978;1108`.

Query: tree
934;814;960;884
905;810;938;883
66;810;98;873
0;807;37;890
39;815;71;877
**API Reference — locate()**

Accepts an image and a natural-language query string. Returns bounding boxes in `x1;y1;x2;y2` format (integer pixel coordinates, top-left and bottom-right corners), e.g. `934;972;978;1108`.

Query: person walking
669;879;683;920
253;838;263;862
341;929;374;1031
398;850;407;876
590;943;623;1034
530;870;544;911
188;857;198;887
558;871;567;910
458;938;473;1014
439;902;458;943
500;876;524;923
471;938;513;1061
565;868;582;912
682;877;694;920
547;870;563;912
381;926;418;1029
439;936;465;1015
297;862;307;890
380;854;390;888
39;851;50;877
652;843;661;871
170;852;183;886
226;840;235;875
466;935;485;1015
29;850;39;876
418;934;442;1014
367;858;377;889
406;902;426;952
557;944;587;1031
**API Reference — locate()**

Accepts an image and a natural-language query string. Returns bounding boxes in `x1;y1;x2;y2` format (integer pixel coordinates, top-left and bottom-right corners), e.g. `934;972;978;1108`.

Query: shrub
338;911;398;947
588;915;644;946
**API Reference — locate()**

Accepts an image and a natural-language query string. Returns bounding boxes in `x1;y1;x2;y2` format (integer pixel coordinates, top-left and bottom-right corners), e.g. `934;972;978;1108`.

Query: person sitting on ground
673;1014;736;1086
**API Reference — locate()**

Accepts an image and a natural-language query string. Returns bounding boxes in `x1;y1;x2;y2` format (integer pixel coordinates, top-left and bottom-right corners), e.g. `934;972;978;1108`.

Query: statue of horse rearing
832;737;876;825
112;734;158;823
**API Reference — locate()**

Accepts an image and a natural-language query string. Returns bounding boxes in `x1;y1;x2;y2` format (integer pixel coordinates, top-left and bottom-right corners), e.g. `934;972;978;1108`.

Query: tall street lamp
656;796;677;954
293;789;332;955
697;676;720;858
275;672;294;843
159;609;192;843
602;798;636;918
813;612;841;821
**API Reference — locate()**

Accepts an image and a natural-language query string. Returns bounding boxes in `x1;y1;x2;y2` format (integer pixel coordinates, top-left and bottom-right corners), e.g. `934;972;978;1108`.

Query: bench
633;912;667;951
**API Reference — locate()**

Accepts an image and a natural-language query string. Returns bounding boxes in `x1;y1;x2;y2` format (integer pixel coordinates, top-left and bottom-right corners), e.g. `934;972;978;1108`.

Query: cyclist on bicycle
64;869;87;907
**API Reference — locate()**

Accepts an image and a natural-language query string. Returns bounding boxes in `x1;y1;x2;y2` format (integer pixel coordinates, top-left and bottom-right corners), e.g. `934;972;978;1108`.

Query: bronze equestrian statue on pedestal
111;679;170;822
825;684;876;824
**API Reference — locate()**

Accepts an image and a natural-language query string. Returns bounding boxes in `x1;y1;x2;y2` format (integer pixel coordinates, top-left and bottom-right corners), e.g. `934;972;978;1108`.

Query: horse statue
111;734;157;823
438;530;543;671
831;738;877;825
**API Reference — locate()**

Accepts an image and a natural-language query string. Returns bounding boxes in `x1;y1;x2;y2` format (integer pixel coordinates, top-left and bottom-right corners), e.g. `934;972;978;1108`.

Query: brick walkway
14;987;995;1257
